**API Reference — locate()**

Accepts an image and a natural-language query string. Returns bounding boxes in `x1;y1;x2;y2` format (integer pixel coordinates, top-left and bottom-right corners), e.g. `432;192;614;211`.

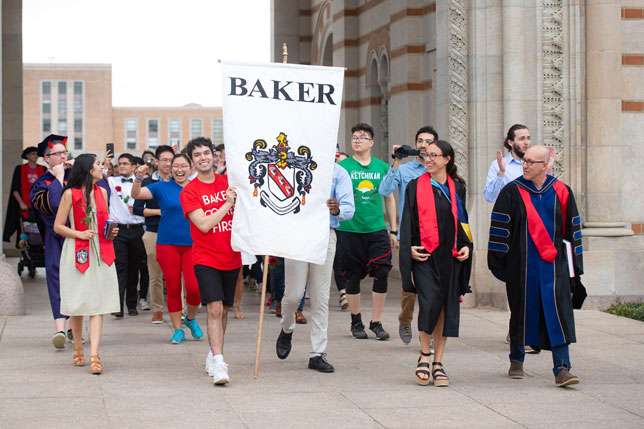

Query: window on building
212;119;223;143
73;81;83;150
169;118;181;149
42;81;52;137
190;119;202;139
126;119;138;150
57;81;67;134
147;119;159;148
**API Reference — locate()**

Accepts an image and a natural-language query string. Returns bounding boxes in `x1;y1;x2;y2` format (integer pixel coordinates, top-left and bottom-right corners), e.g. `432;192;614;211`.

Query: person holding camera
378;126;438;345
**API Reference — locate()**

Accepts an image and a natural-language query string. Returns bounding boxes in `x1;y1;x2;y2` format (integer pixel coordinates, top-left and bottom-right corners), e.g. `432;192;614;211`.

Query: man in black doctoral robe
488;146;584;387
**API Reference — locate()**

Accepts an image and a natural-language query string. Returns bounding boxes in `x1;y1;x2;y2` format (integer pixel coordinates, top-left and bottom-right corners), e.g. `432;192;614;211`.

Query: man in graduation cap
487;145;584;387
3;146;46;246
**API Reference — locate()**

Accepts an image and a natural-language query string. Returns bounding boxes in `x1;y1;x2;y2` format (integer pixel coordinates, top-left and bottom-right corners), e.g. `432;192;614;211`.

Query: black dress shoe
112;312;124;318
128;308;138;316
276;329;292;359
308;353;334;373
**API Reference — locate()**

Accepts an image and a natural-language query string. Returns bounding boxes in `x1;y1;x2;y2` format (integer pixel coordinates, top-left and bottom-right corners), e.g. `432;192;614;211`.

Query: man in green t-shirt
337;123;397;340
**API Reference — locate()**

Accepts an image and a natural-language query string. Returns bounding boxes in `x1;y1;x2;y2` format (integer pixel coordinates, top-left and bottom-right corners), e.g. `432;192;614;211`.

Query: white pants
281;229;336;356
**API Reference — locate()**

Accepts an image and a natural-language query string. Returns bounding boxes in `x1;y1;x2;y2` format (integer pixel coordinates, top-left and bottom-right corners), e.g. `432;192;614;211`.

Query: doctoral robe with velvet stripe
399;177;472;337
487;175;583;350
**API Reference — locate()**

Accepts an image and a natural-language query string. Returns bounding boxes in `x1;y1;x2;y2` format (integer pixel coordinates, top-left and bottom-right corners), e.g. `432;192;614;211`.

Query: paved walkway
1;259;644;428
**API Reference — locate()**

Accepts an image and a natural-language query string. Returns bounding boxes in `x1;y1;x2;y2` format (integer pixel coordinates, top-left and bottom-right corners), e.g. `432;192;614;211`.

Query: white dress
59;207;120;316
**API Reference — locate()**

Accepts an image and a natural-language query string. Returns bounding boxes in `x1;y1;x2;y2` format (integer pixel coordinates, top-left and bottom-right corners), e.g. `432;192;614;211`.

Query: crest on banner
246;132;317;215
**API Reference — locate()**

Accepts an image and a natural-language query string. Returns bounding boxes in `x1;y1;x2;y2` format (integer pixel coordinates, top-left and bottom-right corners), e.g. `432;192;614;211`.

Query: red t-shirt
180;175;241;270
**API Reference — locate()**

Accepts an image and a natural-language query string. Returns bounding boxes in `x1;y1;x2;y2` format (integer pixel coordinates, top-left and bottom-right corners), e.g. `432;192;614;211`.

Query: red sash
71;185;115;273
552;180;569;236
516;184;558;263
20;164;45;218
417;173;460;258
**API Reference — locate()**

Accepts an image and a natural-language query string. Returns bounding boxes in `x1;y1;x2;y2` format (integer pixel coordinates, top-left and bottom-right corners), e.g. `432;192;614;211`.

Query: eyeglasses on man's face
48;150;68;158
351;135;373;142
522;158;546;167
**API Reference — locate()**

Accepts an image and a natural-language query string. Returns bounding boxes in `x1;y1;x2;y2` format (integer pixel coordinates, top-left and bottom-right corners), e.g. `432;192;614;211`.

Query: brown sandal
73;347;86;366
90;354;102;375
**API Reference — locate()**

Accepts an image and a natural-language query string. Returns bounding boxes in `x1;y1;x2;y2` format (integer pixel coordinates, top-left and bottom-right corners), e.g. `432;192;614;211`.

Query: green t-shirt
337;156;389;233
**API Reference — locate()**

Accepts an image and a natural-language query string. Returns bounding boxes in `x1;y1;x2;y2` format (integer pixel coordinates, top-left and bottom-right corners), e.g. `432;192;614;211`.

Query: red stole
20;164;45;218
516;179;569;263
71;185;115;273
416;173;460;258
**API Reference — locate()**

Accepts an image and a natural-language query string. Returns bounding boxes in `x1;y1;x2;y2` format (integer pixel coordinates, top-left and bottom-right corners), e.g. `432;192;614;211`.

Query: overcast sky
23;0;271;107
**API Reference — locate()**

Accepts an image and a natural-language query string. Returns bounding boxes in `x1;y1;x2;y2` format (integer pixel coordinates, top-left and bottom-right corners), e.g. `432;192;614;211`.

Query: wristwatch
389;230;398;236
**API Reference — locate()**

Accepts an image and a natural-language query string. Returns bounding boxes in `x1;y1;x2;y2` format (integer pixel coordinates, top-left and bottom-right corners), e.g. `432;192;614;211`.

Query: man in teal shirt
337;123;397;340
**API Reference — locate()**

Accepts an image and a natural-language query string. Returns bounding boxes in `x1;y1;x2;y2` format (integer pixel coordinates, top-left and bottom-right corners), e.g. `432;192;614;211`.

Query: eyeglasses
158;159;173;164
48;151;68;158
425;153;444;160
522;159;546;167
351;136;373;142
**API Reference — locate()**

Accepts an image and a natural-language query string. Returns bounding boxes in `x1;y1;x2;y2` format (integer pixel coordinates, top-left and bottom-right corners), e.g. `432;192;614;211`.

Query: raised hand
496;150;506;177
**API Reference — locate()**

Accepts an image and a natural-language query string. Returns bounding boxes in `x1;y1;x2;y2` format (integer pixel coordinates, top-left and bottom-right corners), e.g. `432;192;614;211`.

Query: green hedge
605;302;644;322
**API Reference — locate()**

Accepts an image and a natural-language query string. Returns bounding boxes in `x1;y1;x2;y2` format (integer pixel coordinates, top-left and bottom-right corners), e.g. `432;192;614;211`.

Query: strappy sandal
90;354;102;375
432;362;449;387
415;351;432;386
339;292;348;310
233;303;244;319
73;347;86;366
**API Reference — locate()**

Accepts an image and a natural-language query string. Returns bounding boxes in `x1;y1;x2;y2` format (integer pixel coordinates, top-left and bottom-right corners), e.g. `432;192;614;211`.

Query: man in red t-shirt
180;137;241;386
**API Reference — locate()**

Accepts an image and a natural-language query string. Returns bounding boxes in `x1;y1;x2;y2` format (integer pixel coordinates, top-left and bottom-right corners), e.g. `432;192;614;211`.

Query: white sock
213;354;224;364
207;349;213;360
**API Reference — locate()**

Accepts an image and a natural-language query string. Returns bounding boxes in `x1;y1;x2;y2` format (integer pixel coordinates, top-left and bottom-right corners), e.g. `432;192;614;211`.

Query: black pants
113;224;145;313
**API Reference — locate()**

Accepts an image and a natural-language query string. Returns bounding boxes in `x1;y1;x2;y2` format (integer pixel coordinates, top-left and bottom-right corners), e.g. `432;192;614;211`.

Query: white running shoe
212;362;229;385
205;351;215;376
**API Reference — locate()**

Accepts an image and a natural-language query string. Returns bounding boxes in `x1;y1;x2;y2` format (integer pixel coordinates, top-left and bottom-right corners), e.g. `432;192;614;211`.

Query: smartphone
104;220;117;240
106;143;114;156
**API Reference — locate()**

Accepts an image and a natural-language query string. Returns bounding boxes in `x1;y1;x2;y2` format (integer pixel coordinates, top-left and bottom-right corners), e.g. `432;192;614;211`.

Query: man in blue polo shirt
378;125;437;344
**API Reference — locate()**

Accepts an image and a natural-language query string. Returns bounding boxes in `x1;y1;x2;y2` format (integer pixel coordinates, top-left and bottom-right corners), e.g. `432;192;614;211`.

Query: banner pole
253;42;289;380
253;254;270;379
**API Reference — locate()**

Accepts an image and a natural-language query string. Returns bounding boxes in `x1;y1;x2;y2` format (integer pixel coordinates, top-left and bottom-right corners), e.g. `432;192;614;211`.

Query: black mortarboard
37;134;68;157
21;146;38;160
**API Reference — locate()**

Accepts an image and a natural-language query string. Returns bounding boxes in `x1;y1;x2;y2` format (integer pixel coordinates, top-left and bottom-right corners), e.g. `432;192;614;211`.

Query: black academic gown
3;164;46;246
400;178;472;337
487;176;583;350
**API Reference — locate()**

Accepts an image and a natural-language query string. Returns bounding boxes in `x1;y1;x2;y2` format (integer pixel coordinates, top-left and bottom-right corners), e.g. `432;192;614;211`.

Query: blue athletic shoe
184;317;203;340
170;329;186;344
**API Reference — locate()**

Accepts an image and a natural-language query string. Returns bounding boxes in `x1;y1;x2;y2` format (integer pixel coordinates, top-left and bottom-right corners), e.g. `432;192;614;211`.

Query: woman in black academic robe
400;140;472;387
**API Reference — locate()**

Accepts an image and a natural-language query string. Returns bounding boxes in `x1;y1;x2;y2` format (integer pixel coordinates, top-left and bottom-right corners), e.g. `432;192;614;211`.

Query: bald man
487;146;584;387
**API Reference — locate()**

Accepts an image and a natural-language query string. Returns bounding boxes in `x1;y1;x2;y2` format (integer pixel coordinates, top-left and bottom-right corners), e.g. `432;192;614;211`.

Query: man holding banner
275;163;354;372
180;137;241;386
337;123;397;340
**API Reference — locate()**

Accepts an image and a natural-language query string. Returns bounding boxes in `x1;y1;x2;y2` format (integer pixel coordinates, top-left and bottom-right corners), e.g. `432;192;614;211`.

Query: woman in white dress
54;154;120;374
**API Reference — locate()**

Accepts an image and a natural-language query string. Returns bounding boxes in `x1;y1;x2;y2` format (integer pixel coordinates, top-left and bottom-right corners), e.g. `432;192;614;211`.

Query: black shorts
194;265;240;308
336;229;392;279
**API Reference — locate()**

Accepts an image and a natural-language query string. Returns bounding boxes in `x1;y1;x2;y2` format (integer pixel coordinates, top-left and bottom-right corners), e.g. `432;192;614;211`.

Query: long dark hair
432;140;466;185
503;124;528;150
65;154;97;206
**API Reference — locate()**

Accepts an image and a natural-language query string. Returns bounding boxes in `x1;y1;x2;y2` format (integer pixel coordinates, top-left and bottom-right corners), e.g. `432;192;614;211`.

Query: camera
392;145;421;159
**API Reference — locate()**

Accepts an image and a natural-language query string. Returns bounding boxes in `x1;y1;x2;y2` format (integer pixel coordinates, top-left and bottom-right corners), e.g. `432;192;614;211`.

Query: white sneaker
212;361;229;385
205;351;215;376
139;299;151;311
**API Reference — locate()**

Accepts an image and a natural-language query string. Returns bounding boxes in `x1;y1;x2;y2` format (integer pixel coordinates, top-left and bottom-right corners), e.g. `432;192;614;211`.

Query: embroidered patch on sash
76;249;88;264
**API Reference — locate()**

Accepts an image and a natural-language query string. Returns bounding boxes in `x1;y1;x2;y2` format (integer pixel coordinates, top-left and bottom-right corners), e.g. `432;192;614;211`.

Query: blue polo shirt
147;180;192;246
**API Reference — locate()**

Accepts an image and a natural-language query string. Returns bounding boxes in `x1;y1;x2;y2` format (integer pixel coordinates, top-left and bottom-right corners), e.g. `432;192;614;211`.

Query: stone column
0;0;24;315
585;2;630;235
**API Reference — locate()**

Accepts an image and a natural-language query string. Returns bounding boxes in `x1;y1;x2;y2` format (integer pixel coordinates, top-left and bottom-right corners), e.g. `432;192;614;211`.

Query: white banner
221;61;344;264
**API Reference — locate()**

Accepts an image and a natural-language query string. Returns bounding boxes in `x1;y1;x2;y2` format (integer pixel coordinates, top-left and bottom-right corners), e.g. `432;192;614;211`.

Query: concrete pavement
1;259;644;428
